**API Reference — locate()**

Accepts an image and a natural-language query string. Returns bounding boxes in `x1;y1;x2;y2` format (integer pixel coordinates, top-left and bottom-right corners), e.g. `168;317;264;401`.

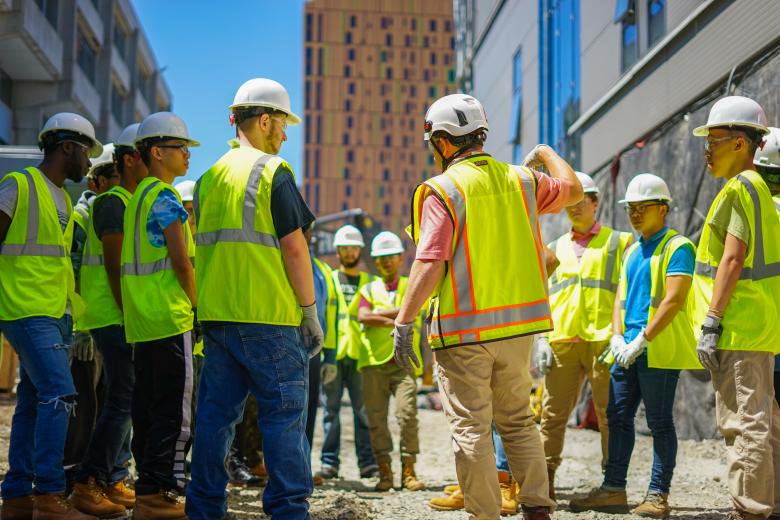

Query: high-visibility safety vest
73;204;89;234
313;257;338;351
358;276;423;375
0;167;77;320
333;270;371;360
693;170;780;352
773;194;780;213
120;177;195;343
194;146;301;325
79;186;132;331
547;226;632;343
619;229;700;369
411;154;552;349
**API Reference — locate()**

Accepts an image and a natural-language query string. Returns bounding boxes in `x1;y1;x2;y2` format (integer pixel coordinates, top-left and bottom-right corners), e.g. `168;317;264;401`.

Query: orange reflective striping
431;315;552;338
438;297;550;319
515;167;547;287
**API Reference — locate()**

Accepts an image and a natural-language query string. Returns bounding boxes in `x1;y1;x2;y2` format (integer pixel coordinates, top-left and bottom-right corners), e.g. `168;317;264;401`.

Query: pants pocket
279;380;306;410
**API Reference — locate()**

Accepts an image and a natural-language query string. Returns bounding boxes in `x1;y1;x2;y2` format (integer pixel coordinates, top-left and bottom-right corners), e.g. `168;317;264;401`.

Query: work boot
250;461;268;479
429;488;464;511
69;478;126;518
443;484;460;495
521;505;551;520
569;486;629;513
31;493;96;520
374;462;394;492
359;464;379;479
631;492;671;518
547;468;556;501
104;480;134;509
313;474;324;486
1;495;34;520
499;471;518;515
227;452;264;488
314;465;338;480
401;459;426;491
133;491;187;520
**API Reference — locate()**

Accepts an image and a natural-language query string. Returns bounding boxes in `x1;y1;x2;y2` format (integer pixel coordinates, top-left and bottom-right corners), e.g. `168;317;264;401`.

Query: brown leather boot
401;458;426;491
374;462;394;492
547;467;556;501
104;480;135;509
429;488;464;511
1;495;34;520
133;491;187;520
70;478;126;518
31;493;97;520
498;471;518;515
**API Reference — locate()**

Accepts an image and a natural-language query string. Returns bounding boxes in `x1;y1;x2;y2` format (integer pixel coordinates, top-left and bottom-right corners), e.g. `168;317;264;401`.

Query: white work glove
300;303;324;359
73;331;95;362
521;144;549;169
609;334;626;359
320;363;338;386
697;315;722;371
393;321;420;375
532;336;553;378
616;330;648;369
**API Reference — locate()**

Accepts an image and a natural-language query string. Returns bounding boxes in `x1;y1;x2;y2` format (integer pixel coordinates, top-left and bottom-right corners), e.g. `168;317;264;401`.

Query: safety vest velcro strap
432;301;550;337
82;254;104;266
196;228;279;248
122;256;195;275
0;243;65;257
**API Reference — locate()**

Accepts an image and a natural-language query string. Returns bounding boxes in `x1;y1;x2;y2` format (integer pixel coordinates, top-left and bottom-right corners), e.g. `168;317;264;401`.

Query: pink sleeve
359;294;372;310
532;170;571;214
415;195;454;261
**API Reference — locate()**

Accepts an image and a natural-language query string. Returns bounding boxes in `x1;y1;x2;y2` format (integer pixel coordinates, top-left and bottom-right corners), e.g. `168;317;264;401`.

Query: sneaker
133;491;187;520
105;480;135;509
70;477;126;518
1;495;34;520
32;493;97;520
569;486;629;514
631;492;671;518
359;464;379;478
429;488;464;511
315;465;339;480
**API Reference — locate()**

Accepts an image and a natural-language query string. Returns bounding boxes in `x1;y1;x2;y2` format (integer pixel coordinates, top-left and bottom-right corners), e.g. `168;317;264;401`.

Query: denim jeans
493;425;510;473
603;352;680;494
0;315;75;498
77;325;133;485
186;323;311;520
320;357;376;471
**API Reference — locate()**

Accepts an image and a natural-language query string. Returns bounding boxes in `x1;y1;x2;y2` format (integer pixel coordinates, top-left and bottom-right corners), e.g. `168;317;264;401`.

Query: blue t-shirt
146;190;189;248
623;227;695;343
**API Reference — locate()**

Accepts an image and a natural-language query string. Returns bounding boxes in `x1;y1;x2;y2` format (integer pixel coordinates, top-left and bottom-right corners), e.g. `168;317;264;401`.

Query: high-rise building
302;0;456;239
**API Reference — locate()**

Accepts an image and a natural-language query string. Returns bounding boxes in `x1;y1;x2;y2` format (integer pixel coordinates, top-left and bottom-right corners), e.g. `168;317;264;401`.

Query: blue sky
133;0;305;183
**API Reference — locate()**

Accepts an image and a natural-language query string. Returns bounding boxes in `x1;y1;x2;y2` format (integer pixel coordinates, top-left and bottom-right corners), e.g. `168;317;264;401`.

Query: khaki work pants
436;336;556;520
540;340;611;471
711;350;780;517
361;361;419;464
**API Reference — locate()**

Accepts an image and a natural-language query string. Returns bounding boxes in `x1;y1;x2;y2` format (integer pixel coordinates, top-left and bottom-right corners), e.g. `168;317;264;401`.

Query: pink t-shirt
416;170;571;261
571;222;602;260
359;278;400;310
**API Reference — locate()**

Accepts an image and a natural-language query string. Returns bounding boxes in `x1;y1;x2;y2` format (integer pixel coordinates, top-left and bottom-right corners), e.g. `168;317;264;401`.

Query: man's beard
340;257;360;269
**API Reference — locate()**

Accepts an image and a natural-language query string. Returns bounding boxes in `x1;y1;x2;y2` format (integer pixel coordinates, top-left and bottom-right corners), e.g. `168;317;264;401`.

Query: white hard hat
88;143;115;175
575;171;599;194
693;96;770;137
174;180;196;202
371;231;404;257
754;127;780;170
38;112;103;158
230;78;301;125
135;112;200;147
424;93;489;141
619;173;672;204
333;225;365;248
115;123;140;148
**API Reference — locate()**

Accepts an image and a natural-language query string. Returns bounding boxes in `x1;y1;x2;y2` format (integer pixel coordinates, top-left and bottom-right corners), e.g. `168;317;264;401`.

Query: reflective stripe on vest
548;231;621;295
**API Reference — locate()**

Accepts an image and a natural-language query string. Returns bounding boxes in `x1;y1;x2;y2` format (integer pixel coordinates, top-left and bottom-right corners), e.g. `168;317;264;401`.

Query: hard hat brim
134;136;201;147
693;122;771;137
88;141;104;158
618;196;673;204
334;240;365;248
371;249;404;257
583;187;600;194
228;103;302;126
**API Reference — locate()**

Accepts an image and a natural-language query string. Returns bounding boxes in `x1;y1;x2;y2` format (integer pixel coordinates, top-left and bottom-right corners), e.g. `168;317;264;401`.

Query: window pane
77;30;97;84
648;0;665;47
621;21;638;71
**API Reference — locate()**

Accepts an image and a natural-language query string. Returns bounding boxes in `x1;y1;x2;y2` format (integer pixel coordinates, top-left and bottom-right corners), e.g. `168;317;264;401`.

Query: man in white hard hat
395;93;582;520
358;231;425;492
186;78;322;520
570;173;699;517
533;172;633;501
0;112;101;519
173;179;196;236
691;96;780;519
317;224;378;481
120;111;199;519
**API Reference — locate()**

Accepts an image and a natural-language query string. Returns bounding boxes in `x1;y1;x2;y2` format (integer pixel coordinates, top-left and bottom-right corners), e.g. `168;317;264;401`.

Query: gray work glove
697;314;722;371
320;362;338;386
73;331;95;362
616;330;647;369
300;303;324;359
393;321;420;375
532;336;553;377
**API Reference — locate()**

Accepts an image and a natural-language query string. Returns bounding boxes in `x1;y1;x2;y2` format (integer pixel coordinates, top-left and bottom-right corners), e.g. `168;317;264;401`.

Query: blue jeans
603;352;680;494
320;356;376;471
0;315;76;498
186;323;311;520
493;425;510;473
77;325;133;485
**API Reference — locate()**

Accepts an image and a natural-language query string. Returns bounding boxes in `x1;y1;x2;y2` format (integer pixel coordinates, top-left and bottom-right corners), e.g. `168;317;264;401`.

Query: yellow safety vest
79;186;132;331
0;167;77;320
73;204;89;234
619;229;700;369
333;270;371;360
693;170;780;352
313;257;338;351
195;146;301;325
411;154;552;349
548;226;632;343
120;177;195;343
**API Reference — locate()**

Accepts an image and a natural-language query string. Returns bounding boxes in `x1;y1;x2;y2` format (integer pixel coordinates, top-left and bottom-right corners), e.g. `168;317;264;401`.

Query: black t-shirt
271;167;315;239
92;193;126;238
338;272;363;305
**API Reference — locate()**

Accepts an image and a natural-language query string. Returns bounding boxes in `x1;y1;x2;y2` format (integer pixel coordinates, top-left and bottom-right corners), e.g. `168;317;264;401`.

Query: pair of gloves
609;332;648;369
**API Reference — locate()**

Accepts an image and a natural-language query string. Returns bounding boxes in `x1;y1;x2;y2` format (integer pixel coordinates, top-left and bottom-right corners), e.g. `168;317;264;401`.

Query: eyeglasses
155;143;190;155
270;115;288;131
624;202;664;215
66;141;89;155
704;135;736;151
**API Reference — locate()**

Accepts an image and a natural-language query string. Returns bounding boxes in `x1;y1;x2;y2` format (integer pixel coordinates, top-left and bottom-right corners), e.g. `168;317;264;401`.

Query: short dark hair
92;163;116;180
233;106;287;126
114;146;135;175
585;193;599;203
432;129;487;149
39;131;92;157
136;137;168;167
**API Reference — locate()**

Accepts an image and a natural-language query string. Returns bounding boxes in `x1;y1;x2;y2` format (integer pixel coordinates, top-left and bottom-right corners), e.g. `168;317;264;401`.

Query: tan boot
133;492;187;520
443;484;460;495
547;468;556;501
498;471;518;515
569;486;628;514
631;493;671;518
69;478;126;519
1;495;34;520
103;480;134;510
429;489;464;511
374;462;394;492
31;493;97;520
401;459;426;491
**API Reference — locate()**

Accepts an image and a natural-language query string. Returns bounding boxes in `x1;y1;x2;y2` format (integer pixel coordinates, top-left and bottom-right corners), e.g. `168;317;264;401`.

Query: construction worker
186;78;322;520
318;224;378;480
0;112;102;519
533;172;632;499
173;179;197;236
691;96;780;520
569;173;699;517
395;93;582;520
356;231;425;492
70;124;146;517
121;111;199;519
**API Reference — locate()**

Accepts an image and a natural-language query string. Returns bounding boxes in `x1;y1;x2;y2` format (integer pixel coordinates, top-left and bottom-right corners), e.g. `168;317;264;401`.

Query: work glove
73;331;94;362
320;363;338;386
300;303;324;359
609;334;626;359
616;330;647;369
192;307;203;345
393;321;420;375
531;336;553;378
697;314;722;371
521;144;548;169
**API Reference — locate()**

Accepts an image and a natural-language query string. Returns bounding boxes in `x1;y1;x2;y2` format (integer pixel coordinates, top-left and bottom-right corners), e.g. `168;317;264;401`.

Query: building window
350;15;357;28
615;0;638;72
429;86;436;98
343;133;350;145
383;169;390;181
344;65;351;77
510;48;523;164
348;82;355;94
346;116;353;128
113;20;129;60
317;48;324;75
35;0;58;29
343;167;350;179
385;68;393;80
385;34;393;46
316;115;322;143
445;20;452;32
306;13;313;41
111;85;124;122
384;135;391;146
383;203;391;216
448;69;456;82
77;29;98;84
430;53;436;65
379;50;386;63
345;99;351;111
0;68;11;107
383;101;391;113
348;48;355;61
314;184;320;213
315;81;322;110
345;185;352;197
405;35;412;47
305;80;311;109
345;31;352;44
378;186;385;198
305;47;313;75
411;18;417;30
423;36;429;48
429;19;437;31
410;85;416;97
347;150;354;162
648;0;666;47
